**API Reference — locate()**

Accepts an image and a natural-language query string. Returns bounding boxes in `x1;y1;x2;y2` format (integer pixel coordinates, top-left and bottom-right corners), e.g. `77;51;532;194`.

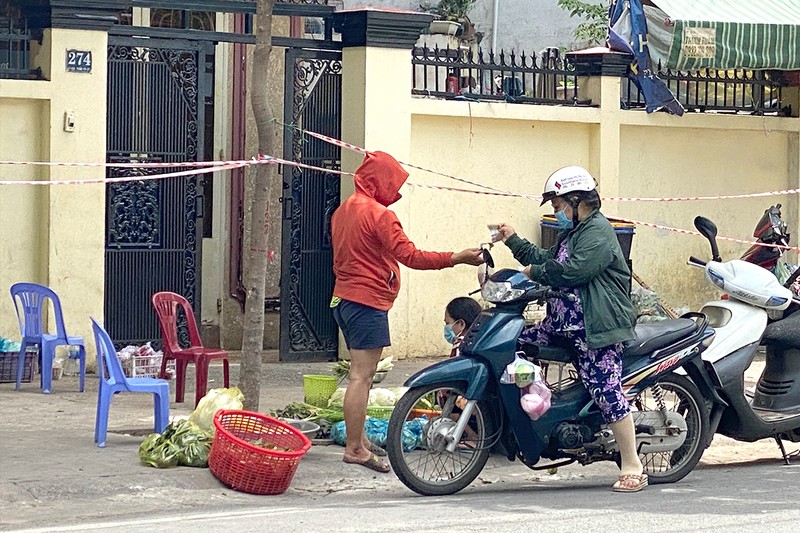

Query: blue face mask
443;324;458;344
555;209;574;230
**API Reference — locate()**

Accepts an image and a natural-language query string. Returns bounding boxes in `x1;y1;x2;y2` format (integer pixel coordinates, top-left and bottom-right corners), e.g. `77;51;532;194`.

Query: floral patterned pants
520;240;630;424
520;323;630;424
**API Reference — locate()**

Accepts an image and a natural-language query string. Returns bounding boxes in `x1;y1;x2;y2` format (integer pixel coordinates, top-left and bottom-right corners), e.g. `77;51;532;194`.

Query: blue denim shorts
332;299;391;350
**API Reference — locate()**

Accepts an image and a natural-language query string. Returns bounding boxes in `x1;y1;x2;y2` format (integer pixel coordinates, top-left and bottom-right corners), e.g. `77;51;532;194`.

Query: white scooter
689;216;800;463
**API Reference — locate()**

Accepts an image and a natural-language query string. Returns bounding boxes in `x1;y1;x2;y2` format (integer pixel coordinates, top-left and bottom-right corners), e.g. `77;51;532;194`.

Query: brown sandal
343;453;390;474
612;473;648;492
367;443;387;457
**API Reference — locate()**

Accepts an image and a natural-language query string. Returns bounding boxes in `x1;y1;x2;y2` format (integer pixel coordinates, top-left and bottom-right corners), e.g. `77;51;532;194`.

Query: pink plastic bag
520;380;552;420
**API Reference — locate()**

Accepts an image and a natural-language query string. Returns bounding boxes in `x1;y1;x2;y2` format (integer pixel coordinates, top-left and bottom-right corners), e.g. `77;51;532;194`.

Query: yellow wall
0;29;107;366
355;88;799;359
618;124;796;312
398;111;596;356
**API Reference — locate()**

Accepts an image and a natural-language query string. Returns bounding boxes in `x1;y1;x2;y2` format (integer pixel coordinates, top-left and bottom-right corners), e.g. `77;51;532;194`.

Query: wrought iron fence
623;65;789;116
412;46;586;106
0;7;41;80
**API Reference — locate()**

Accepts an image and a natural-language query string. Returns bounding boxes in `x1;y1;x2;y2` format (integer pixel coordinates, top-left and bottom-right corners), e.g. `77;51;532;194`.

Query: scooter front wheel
386;383;490;496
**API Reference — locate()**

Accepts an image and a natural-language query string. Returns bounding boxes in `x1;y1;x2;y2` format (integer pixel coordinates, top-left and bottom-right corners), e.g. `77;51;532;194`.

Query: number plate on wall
66;50;92;73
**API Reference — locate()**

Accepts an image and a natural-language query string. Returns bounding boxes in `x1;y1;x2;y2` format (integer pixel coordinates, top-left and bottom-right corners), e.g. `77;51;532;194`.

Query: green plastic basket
327;403;394;420
366;405;394;420
303;374;338;408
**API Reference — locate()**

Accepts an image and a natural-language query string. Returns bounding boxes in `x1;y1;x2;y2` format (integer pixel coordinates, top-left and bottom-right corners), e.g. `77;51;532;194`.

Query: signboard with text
66;50;92;73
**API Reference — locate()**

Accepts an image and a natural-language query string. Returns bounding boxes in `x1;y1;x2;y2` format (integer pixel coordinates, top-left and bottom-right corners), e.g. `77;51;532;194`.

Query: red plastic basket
209;410;312;495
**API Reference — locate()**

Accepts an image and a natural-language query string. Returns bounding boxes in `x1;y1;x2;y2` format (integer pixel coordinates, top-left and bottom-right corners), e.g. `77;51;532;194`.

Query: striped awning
650;0;800;70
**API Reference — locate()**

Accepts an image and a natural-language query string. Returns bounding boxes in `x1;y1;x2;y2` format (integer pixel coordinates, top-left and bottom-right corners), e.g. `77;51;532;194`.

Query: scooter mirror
477;264;492;286
694;216;722;262
482;247;495;269
477;245;495;287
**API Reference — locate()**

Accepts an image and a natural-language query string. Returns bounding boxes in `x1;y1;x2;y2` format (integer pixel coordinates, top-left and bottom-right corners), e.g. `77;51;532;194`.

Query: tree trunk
240;0;278;411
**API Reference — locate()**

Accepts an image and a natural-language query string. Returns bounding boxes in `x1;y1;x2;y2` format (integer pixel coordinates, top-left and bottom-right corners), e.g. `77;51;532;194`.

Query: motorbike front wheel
630;373;710;484
386;383;490;496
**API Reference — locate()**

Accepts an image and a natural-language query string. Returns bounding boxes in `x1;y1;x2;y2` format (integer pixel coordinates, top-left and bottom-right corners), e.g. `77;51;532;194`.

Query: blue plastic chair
91;318;170;448
10;282;86;394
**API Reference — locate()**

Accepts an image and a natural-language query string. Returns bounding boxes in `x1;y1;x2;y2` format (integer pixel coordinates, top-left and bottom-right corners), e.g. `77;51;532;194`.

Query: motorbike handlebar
688;256;707;267
545;290;577;302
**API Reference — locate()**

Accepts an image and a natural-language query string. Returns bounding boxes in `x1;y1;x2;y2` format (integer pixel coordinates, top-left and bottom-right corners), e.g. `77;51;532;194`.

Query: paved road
4;444;799;533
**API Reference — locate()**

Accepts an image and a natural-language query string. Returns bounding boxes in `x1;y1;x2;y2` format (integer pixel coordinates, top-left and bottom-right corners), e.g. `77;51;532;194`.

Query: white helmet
540;166;597;206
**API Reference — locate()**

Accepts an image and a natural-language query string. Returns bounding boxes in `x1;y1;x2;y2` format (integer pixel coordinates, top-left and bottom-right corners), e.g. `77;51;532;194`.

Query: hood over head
354;151;409;206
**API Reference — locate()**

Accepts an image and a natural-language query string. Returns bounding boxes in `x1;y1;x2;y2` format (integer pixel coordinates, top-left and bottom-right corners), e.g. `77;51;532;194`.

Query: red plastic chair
152;292;230;407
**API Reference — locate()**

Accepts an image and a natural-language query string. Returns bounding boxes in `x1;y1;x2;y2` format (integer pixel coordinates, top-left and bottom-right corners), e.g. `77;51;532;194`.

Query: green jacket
505;210;636;349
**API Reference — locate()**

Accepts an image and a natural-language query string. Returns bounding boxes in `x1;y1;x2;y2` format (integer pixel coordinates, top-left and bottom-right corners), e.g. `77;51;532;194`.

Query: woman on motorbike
496;166;646;492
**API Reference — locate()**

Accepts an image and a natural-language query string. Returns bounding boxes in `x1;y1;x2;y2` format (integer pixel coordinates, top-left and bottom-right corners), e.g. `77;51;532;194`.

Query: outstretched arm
497;222;555;266
377;211;483;269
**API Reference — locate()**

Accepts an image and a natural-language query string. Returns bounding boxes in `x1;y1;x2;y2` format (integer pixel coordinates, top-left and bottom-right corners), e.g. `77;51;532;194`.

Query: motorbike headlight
481;279;526;303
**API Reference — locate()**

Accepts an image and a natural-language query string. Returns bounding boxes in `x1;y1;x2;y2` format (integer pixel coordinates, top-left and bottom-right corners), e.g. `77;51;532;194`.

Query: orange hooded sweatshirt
331;151;454;311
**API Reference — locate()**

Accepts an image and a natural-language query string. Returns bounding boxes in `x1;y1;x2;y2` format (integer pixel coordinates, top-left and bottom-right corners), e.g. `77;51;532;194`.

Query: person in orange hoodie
331;151;484;473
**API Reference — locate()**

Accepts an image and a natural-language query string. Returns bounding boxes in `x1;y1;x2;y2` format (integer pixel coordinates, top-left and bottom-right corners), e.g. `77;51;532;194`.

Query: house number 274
66;50;92;73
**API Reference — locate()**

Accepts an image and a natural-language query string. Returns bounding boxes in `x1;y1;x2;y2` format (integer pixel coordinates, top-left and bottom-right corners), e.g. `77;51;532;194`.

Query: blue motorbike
386;250;725;496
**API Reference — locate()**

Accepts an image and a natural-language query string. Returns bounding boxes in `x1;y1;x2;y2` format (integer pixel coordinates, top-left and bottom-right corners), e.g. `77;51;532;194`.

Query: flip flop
343;453;391;474
612;473;648;493
367;443;387;457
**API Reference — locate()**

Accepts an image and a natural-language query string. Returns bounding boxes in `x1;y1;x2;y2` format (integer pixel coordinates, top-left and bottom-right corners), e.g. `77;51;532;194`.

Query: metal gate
280;48;342;361
105;37;213;347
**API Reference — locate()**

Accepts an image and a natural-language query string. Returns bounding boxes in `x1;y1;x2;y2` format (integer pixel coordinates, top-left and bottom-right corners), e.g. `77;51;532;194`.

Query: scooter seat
762;309;800;349
624;318;698;358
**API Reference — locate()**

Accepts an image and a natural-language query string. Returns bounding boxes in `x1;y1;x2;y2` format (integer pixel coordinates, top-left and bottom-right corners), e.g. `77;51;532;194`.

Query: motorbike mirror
481;247;495;269
477;245;495;287
477;265;490;287
694;216;722;262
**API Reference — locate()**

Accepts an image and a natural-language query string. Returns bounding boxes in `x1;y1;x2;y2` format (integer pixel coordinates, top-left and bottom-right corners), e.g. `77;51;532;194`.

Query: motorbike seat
762;309;800;349
624;318;698;358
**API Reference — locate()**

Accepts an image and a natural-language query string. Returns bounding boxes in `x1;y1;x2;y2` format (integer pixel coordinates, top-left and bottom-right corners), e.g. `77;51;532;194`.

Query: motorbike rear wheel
386;383;490;496
629;373;710;484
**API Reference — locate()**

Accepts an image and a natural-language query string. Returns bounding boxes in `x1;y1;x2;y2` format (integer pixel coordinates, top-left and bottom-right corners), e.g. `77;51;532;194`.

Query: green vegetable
268;402;346;426
331;360;351;381
138;420;212;469
368;388;396;407
328;388;347;406
172;420;212;468
414;396;434;410
330;356;393;382
376;356;394;373
138;433;180;469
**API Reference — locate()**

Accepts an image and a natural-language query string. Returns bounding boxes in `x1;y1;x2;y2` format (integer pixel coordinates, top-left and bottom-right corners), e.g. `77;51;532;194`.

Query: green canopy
650;0;800;70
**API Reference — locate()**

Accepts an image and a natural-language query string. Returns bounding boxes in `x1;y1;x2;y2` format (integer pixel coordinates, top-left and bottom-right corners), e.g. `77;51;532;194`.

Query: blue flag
609;0;684;115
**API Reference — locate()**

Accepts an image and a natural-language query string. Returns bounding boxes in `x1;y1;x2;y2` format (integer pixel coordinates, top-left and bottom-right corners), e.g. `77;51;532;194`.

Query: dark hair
446;297;482;326
577;189;602;210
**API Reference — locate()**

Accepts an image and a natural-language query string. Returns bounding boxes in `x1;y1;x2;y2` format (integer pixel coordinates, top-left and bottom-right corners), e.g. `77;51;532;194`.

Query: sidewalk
0;356;781;530
0;357;448;529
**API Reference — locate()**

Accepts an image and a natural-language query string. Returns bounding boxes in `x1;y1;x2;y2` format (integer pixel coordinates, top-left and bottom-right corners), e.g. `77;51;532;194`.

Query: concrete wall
0;29;107;364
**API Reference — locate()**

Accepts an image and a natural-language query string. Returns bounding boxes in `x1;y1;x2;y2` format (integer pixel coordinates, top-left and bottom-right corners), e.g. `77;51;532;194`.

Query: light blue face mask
555;209;574;230
443;324;458;344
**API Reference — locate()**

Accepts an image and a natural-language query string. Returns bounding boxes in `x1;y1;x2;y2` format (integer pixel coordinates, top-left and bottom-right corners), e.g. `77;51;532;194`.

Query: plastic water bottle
65;346;80;377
